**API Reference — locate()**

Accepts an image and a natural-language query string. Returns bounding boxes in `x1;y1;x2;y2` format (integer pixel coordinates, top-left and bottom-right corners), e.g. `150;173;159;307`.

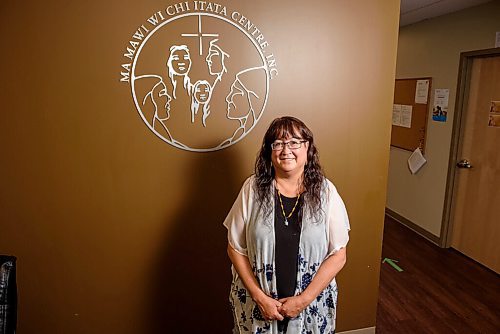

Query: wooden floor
376;216;500;333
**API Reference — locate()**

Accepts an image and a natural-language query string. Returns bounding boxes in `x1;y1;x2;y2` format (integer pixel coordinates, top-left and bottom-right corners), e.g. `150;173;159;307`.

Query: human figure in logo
166;45;192;99
135;74;177;144
190;80;212;127
223;66;267;146
205;39;229;90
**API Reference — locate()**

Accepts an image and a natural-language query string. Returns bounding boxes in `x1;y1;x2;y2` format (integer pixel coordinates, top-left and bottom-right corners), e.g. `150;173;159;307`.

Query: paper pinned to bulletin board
415;79;429;104
392;104;413;128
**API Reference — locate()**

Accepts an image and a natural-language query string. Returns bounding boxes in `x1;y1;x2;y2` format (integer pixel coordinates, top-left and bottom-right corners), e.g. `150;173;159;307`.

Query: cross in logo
181;14;219;55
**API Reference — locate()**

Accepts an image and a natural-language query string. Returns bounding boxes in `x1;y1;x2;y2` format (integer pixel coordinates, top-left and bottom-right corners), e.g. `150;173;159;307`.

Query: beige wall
0;1;399;332
387;1;500;237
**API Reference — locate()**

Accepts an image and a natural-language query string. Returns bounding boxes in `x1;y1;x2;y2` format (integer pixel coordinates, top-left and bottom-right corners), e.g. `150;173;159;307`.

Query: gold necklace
277;189;301;226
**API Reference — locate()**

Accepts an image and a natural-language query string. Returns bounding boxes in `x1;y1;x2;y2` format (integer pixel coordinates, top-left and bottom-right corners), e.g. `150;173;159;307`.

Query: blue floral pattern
295;251;338;334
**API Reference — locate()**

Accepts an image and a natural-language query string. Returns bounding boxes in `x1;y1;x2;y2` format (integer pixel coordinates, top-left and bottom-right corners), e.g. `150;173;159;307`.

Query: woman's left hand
278;295;309;318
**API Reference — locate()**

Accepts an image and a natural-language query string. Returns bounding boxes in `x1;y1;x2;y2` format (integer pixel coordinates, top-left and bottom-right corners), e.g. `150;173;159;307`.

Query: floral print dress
223;176;350;334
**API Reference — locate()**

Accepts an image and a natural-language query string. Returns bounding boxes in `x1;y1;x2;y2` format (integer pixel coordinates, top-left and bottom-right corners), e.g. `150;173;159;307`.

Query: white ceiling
400;0;492;26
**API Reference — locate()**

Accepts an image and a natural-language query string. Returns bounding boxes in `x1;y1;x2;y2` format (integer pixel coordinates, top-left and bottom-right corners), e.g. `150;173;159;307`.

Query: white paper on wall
408;147;427;174
432;88;449;122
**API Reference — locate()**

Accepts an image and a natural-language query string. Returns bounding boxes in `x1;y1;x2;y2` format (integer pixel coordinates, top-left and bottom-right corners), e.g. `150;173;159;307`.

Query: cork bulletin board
391;77;431;153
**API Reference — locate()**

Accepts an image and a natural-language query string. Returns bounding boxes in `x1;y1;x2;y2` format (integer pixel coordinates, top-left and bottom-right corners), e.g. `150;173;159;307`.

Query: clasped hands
256;294;309;321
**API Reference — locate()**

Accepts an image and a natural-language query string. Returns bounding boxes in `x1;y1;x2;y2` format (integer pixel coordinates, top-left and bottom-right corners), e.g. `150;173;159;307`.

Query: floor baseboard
338;326;375;334
385;208;440;245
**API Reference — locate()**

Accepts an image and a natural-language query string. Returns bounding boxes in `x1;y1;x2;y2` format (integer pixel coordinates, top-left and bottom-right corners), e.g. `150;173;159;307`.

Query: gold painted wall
0;0;399;332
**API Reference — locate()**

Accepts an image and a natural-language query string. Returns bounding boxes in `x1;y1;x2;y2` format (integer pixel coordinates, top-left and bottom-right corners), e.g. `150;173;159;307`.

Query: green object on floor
382;257;403;272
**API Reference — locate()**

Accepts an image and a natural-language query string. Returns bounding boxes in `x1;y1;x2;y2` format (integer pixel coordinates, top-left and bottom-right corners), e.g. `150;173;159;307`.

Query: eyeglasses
271;139;308;150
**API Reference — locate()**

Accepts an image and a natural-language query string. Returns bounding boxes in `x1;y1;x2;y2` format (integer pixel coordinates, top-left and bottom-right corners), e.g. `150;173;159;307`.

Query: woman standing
224;117;350;333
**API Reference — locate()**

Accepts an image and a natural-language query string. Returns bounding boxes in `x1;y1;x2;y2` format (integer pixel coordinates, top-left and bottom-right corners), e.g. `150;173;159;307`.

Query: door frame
440;48;500;248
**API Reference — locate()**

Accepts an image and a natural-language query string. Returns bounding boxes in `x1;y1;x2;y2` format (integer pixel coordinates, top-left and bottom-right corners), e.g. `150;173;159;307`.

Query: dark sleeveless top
274;190;303;299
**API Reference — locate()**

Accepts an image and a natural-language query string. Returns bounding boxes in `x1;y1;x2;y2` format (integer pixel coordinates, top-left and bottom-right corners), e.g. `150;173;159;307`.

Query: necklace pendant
284;219;288;226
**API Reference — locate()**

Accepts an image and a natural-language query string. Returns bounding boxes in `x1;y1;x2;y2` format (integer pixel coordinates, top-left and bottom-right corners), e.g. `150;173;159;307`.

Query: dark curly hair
254;116;325;216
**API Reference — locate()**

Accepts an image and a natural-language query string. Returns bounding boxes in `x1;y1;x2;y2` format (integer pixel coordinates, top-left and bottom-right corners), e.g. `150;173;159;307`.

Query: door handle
457;159;473;169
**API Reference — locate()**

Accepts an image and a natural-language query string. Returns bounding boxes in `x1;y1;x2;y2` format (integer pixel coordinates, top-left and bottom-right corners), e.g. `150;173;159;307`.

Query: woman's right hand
253;292;284;321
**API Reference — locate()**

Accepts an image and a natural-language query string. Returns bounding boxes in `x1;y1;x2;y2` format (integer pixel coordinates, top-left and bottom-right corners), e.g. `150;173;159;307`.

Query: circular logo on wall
120;3;278;152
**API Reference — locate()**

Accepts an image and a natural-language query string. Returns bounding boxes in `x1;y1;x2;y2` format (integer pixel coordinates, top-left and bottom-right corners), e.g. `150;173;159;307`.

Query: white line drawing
224;66;267;145
181;14;219;56
205;39;229;90
131;13;270;152
166;45;192;99
191;80;212;127
136;74;174;142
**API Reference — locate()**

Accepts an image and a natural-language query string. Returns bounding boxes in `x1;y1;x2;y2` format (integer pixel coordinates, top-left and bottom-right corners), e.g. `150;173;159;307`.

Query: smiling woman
270;138;309;180
223;116;350;333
